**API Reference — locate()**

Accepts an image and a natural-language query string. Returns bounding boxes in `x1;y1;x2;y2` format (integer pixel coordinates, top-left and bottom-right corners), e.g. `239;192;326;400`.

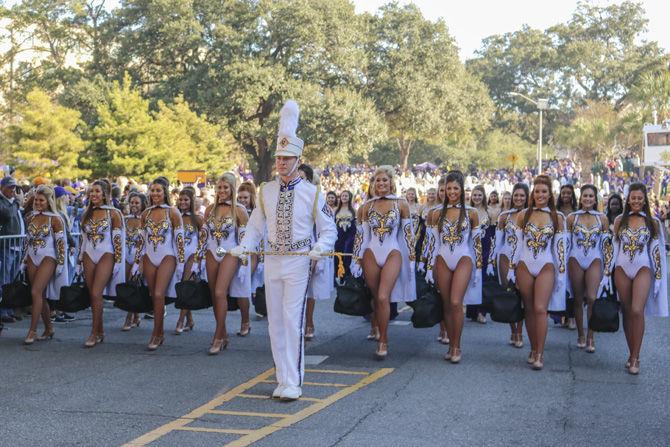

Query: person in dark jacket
0;177;25;323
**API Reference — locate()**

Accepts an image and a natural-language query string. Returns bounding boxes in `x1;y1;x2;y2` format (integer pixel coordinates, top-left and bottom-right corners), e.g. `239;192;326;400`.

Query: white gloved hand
486;263;495;277
350;261;362;278
19;261;27;274
654;278;662;298
229;245;246;258
425;269;434;284
506;269;516;285
417;262;425;273
308;244;326;261
130;263;139;277
56;264;64;276
596;276;611;298
75;264;83;277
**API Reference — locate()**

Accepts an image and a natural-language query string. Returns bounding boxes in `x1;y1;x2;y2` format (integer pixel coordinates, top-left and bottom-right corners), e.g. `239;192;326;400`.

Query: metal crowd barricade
0;233;82;290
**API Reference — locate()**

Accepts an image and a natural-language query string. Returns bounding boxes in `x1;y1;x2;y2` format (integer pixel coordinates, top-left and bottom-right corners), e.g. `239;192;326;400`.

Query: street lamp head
537;99;549;110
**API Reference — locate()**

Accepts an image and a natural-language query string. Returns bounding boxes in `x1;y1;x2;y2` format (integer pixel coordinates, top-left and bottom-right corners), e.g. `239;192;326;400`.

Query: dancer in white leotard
175;188;203;335
487;183;529;348
611;183;668;375
196;173;250;355
424;171;482;363
21;185;68;345
351;166;416;360
79;179;125;348
508;175;567;371
135;178;184;351
567;184;610;353
122;191;147;331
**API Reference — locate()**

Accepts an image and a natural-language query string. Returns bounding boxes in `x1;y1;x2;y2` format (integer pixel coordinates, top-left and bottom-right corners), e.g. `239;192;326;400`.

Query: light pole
510;92;548;174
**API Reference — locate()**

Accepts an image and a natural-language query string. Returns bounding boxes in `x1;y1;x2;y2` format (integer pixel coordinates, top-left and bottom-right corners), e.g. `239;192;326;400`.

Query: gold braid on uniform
113;233;122;264
176;233;185;263
652;240;662;280
474;230;483;269
55;231;66;266
602;233;613;276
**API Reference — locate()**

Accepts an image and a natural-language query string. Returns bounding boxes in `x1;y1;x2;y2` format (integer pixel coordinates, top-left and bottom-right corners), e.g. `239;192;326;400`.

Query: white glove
229;245;246;258
506;268;516;285
75;264;83;277
425;269;434;284
19;261;27;274
130;263;140;277
308;244;326;261
112;262;120;278
486;263;495;277
654;278;662;298
176;264;184;281
350;260;362;278
596;276;611;298
417;262;425;273
56;264;64;276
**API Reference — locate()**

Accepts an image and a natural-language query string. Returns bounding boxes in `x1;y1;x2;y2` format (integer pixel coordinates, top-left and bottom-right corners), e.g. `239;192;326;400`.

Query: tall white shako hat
274;100;304;157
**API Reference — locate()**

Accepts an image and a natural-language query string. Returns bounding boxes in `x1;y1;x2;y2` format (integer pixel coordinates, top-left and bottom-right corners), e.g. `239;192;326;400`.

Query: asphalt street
1;295;668;447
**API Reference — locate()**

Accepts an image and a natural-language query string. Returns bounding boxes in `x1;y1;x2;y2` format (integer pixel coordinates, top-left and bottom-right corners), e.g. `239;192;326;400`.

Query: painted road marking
122;367;393;447
304;355;329;365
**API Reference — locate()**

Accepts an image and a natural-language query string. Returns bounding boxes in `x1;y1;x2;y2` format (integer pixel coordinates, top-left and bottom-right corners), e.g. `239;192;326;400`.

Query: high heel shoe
527;350;536;364
585;337;595;353
628;358;640;375
184;321;194;332
24;330;37;345
514;333;524;349
438;330;449;345
132;317;141;328
374;342;388;360
237;323;251;337
576;335;586;349
122;315;133;332
208;338;228;355
304;325;315;341
625;357;632;369
366;327;380;341
509;333;516;345
450;348;462;364
175;321;184;335
147;336;164;351
37;329;55;341
531;353;544;370
84;333;104;348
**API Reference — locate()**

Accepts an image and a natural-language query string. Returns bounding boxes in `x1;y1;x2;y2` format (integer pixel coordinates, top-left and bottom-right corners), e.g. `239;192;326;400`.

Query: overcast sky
353;0;670;60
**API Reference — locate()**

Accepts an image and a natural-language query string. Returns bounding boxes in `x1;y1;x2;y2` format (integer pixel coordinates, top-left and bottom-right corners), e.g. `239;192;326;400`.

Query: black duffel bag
253;286;267;316
480;274;500;313
175;274;211;310
115;275;153;313
227;296;240;311
57;274;90;312
589;288;620;333
411;286;443;328
1;270;31;308
410;270;431;309
490;281;524;323
334;275;373;316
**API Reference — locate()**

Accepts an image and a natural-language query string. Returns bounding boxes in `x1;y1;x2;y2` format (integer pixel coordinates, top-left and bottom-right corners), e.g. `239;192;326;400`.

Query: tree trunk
397;137;413;171
251;137;273;183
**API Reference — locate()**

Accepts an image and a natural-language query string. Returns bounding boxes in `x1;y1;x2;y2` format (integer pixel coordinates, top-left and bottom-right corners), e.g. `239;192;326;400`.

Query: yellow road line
121;367;276;447
226;368;394;447
122;367;394;447
207;410;291;418
238;393;323;403
174;427;253;435
305;369;370;376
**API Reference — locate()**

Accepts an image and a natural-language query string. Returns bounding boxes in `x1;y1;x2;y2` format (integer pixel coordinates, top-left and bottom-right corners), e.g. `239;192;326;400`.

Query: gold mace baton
216;248;358;278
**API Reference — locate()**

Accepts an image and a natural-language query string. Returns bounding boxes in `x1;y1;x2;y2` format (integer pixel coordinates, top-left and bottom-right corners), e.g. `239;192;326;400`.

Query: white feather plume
278;100;300;138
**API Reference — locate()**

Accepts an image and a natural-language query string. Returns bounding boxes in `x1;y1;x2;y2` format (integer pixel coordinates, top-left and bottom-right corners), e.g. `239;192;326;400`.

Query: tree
365;2;493;170
107;0;385;182
5;88;88;179
629;70;670;123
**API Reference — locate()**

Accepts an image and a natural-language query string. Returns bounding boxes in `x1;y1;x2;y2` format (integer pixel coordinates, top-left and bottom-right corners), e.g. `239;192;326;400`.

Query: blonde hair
217;172;240;227
371;165;396;197
35;185;58;215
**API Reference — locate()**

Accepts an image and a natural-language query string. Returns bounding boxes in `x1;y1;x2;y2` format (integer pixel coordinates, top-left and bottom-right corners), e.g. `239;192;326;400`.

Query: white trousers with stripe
264;255;311;387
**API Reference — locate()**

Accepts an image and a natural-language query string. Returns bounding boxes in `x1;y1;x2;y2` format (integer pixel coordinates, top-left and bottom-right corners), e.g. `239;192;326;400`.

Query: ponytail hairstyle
35;185;58;215
82;179;111;225
618;182;656;241
578;184;599;211
151;177;171;206
179;188;201;233
438;170;466;230
523;175;558;231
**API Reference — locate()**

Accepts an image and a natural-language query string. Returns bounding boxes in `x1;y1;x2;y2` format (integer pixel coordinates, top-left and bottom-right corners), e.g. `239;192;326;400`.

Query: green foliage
5;88;89;179
365;2;493;169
